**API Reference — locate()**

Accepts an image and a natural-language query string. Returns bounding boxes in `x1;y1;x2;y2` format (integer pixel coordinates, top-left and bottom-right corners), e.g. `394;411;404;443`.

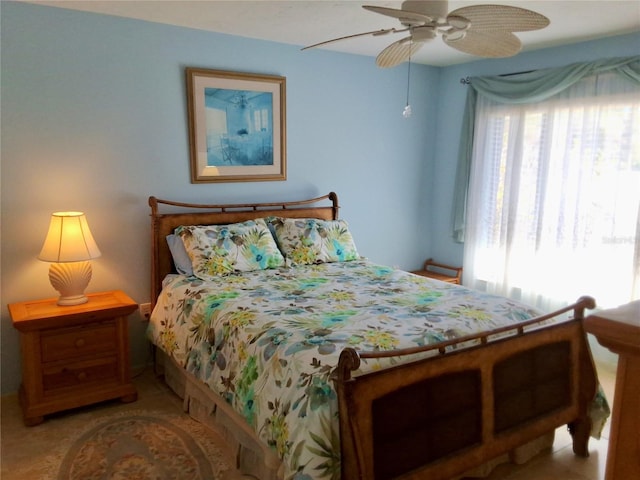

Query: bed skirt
155;349;555;480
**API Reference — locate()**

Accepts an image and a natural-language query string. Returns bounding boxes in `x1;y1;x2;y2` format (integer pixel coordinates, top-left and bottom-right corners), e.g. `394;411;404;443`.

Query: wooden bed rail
335;295;597;381
149;192;339;215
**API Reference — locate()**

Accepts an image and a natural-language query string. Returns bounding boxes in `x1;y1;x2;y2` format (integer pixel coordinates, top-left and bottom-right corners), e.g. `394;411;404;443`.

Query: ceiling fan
302;1;550;68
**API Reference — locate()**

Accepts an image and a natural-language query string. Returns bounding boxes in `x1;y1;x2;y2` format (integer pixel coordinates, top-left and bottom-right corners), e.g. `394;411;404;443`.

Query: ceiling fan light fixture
443;29;467;42
412;26;437;41
446;15;471;30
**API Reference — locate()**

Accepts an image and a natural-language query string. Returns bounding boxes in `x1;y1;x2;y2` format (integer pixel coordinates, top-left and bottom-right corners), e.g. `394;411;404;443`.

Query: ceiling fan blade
376;37;425;68
449;5;549;32
363;5;434;24
444;30;522;57
301;27;404;50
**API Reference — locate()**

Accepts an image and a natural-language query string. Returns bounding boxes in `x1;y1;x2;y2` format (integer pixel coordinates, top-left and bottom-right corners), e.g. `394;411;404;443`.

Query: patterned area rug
56;411;231;480
0;406;237;480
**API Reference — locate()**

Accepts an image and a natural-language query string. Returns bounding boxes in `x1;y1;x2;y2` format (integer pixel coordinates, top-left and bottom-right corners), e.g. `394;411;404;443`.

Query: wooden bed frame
149;192;598;480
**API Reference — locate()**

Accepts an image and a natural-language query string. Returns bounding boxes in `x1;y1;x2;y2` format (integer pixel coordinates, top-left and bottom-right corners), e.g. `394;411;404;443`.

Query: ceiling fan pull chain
403;39;413;118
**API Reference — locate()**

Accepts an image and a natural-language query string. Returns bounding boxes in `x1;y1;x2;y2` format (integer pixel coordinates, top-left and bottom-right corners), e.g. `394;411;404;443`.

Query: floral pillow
271;217;360;266
175;219;285;279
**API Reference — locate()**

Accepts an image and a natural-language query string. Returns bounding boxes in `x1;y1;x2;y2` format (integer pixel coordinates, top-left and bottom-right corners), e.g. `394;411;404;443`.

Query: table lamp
38;212;102;305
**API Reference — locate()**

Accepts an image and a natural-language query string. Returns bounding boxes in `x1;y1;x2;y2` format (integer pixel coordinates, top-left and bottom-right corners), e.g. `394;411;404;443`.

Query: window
254;108;269;132
463;71;640;311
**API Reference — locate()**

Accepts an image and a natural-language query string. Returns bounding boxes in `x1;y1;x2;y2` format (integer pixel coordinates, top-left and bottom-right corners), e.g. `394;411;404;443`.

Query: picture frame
186;68;286;183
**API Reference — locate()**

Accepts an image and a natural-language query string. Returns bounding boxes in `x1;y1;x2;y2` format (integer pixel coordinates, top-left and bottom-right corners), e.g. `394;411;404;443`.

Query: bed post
334;347;367;479
569;295;598;457
328;191;340;220
149;196;160;309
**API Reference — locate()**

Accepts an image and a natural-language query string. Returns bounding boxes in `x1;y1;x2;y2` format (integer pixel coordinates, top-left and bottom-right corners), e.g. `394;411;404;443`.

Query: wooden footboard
334;297;597;480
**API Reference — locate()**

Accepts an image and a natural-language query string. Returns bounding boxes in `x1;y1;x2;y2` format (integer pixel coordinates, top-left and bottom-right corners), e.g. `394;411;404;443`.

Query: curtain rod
460;69;535;85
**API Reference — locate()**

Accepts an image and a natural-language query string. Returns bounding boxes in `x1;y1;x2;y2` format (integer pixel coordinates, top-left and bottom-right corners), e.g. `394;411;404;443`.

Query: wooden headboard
148;192;339;306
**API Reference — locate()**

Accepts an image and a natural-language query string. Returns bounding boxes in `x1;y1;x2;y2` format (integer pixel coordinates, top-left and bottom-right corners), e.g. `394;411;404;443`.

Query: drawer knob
76;372;87;381
75;338;86;348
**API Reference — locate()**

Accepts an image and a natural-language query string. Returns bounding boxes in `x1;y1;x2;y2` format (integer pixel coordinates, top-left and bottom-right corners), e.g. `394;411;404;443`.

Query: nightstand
411;258;463;284
9;290;138;426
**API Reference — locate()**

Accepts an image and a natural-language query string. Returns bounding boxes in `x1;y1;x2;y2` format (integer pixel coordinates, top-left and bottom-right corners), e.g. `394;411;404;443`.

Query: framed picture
186;68;286;183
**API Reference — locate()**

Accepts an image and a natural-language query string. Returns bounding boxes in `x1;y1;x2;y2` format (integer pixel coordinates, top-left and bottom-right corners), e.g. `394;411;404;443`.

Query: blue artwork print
204;88;274;167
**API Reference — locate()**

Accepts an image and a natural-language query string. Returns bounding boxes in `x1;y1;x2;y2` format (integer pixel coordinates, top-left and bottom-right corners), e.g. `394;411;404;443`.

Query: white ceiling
23;0;640;66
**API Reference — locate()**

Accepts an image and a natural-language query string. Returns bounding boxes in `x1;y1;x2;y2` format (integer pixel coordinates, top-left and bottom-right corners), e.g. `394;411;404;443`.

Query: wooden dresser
9;290;138;425
584;300;640;480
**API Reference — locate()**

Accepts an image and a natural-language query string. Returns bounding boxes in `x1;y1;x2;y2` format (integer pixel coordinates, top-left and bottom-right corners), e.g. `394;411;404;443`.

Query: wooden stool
411;258;463;284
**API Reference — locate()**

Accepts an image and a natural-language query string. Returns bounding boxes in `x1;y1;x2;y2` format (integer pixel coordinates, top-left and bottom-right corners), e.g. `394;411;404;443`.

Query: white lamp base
48;261;92;306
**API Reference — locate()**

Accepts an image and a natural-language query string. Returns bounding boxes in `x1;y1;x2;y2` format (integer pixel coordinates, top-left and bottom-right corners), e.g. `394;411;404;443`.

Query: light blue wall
0;2;438;394
2;1;638;395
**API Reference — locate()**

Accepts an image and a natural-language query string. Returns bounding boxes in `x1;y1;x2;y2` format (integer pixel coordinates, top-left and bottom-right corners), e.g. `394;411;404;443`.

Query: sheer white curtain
463;71;640;312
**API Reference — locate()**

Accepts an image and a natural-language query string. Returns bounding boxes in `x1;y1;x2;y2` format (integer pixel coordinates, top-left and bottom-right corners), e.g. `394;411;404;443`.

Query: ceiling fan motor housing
401;0;449;23
413;26;438;41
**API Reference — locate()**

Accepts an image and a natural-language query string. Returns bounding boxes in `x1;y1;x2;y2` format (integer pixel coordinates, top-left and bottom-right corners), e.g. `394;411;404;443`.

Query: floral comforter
146;260;559;479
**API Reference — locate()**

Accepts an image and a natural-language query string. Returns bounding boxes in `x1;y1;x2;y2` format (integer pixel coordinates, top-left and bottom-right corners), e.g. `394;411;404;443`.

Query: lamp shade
38;212;101;263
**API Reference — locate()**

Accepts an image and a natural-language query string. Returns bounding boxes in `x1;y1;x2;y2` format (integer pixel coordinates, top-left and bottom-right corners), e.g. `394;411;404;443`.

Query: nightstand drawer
41;321;117;362
42;356;118;392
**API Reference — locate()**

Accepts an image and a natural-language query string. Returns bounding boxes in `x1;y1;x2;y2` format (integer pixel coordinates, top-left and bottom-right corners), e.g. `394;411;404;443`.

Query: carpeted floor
0;368;249;480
